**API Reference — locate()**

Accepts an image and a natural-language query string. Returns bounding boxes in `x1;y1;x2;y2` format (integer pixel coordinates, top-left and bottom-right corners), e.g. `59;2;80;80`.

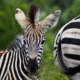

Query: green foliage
39;57;68;80
0;0;80;79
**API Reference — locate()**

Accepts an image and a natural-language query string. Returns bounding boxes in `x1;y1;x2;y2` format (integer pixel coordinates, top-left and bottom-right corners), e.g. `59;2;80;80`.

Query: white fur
15;8;29;29
35;9;40;22
54;15;80;80
69;73;80;80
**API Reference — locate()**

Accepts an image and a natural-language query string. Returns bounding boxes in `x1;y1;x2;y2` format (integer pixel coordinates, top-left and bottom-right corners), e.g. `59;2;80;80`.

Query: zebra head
15;4;61;74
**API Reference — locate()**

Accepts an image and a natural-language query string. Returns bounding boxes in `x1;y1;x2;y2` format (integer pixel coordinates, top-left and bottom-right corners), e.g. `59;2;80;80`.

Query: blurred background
0;0;80;80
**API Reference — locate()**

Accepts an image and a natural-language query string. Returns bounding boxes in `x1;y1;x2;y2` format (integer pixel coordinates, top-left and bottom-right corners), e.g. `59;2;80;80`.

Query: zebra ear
40;10;61;30
15;8;30;29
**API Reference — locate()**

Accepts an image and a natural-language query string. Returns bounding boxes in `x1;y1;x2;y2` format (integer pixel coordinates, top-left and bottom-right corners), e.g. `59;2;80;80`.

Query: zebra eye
41;39;45;44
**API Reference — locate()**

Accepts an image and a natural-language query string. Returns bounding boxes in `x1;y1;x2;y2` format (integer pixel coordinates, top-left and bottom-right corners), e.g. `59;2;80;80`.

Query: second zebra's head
15;4;61;74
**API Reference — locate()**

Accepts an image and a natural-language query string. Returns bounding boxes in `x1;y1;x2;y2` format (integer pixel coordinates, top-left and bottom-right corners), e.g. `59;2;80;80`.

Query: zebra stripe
54;15;80;80
0;44;38;80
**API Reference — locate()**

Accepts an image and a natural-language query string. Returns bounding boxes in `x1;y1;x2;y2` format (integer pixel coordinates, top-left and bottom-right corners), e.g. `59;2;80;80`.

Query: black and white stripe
54;15;80;80
0;33;44;80
0;15;46;80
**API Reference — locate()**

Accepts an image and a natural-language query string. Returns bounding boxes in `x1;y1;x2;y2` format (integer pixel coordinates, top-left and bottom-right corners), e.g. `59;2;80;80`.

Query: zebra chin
27;57;38;74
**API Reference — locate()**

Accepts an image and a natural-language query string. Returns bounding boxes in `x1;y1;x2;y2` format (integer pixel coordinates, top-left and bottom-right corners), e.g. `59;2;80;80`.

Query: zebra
54;15;80;80
0;50;7;57
0;4;61;80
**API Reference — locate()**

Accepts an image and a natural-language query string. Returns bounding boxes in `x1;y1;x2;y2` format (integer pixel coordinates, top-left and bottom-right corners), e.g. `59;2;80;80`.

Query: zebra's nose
28;57;38;74
29;54;36;60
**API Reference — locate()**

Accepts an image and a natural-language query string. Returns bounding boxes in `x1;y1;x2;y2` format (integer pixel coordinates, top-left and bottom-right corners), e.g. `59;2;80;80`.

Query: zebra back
54;15;80;80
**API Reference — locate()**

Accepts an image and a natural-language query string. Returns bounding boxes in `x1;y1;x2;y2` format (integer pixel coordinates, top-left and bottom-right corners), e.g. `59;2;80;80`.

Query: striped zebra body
0;4;61;80
0;36;38;80
0;28;43;80
1;34;41;80
54;15;80;80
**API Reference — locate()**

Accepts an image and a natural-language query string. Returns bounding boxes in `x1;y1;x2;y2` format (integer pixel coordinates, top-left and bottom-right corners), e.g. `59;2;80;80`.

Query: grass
39;54;68;80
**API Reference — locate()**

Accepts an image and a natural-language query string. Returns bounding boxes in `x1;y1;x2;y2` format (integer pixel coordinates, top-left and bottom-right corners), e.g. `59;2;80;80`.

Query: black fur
61;38;80;46
28;57;38;74
28;4;39;23
63;22;80;32
64;54;80;60
74;15;80;20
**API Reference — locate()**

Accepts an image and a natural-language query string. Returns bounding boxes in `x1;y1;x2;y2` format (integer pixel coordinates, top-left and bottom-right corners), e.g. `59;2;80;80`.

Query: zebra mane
8;35;24;51
28;4;40;23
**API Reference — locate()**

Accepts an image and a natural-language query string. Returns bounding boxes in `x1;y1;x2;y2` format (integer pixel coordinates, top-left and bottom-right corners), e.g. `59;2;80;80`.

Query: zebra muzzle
28;57;38;74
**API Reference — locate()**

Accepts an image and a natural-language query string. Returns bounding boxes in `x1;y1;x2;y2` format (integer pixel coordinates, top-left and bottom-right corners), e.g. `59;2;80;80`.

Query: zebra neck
19;49;38;79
